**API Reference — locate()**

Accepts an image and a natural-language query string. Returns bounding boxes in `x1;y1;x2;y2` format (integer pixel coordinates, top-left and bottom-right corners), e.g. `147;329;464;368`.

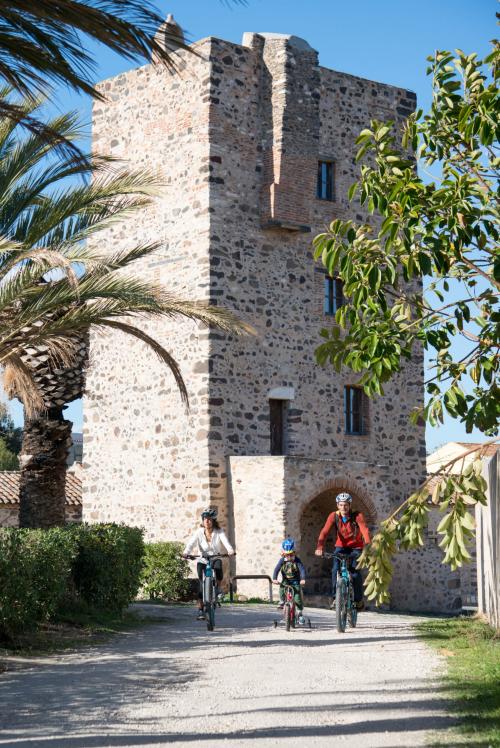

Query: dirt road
0;604;454;747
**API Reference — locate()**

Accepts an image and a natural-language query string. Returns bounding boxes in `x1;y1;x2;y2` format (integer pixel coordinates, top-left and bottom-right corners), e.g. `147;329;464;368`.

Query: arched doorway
299;485;377;597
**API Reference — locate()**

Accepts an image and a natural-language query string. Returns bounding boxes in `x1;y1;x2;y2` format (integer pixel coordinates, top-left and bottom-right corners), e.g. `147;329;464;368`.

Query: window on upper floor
324;275;344;315
317;160;335;201
344;386;366;436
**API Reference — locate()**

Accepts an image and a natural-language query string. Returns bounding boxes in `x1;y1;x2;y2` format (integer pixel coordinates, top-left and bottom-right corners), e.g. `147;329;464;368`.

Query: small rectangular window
324;276;344;315
270;399;286;455
317;161;335;201
344;386;365;435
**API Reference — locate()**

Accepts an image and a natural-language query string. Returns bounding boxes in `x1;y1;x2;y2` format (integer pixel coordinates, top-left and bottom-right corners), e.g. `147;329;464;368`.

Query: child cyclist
272;538;307;625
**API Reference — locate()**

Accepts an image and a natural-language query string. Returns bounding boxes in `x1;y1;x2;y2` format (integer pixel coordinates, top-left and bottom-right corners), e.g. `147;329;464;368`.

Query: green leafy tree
0;436;19;470
313;40;499;604
0;402;22;455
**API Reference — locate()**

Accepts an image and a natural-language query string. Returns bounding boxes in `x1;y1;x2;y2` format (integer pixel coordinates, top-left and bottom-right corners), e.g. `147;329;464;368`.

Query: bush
141;542;189;601
0;527;77;641
69;523;145;612
0;523;144;641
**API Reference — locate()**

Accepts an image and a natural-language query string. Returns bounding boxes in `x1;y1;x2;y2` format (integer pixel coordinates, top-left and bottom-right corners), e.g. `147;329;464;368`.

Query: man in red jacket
315;492;371;609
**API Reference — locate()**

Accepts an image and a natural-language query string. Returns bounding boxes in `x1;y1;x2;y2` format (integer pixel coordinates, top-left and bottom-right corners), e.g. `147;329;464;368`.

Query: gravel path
0;603;455;748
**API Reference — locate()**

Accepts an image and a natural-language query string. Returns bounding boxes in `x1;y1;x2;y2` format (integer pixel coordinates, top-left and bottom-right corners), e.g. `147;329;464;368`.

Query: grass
417;616;500;747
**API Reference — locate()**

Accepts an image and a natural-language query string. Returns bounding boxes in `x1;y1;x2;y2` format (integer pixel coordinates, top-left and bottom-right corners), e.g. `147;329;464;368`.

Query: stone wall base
228;455;472;614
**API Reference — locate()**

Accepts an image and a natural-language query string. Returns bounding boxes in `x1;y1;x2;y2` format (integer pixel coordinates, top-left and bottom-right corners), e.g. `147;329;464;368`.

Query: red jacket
316;510;371;551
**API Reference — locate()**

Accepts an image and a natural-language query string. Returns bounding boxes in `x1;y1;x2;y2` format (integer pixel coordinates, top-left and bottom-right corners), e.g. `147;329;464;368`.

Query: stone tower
85;28;459;612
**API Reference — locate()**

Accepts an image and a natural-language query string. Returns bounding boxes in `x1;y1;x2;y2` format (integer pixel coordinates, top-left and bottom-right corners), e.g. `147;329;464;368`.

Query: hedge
141;542;189;601
0;523;145;641
0;527;77;641
69;523;144;612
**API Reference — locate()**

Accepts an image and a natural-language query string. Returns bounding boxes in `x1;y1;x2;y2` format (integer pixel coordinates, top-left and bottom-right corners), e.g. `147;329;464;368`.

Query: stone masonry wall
84;41;216;542
229;455;286;599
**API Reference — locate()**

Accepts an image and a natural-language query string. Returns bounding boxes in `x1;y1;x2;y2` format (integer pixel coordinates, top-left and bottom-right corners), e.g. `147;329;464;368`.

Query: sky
4;0;497;452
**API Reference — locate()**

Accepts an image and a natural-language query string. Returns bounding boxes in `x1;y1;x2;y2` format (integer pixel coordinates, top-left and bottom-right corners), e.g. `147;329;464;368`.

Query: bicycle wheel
347;582;357;628
203;576;213;604
348;605;358;628
336;578;347;633
206;603;215;631
284;603;291;632
291;605;296;629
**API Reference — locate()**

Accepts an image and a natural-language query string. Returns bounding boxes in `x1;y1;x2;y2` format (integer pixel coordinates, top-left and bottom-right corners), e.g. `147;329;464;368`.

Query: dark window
344;386;365;435
270;399;286;455
317;161;335;201
324;276;344;315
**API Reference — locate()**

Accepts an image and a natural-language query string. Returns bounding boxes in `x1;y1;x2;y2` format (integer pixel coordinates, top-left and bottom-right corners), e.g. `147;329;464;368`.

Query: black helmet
201;508;218;520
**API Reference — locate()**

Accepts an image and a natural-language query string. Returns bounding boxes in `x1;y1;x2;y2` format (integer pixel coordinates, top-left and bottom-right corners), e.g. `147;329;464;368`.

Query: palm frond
102;319;189;405
1;331;79;367
0;246;80;287
12;170;161;247
3;354;45;415
0;98;93;166
0;1;194;102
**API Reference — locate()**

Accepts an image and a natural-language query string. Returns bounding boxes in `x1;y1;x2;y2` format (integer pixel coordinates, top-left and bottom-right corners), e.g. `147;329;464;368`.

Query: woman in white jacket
183;508;235;620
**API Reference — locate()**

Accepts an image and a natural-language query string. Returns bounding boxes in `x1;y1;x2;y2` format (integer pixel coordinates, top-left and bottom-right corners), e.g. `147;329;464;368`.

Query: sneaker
196;611;206;620
297;614;306;625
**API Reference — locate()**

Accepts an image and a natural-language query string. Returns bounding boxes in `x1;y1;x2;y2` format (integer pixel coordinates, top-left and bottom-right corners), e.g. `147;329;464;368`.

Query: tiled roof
0;472;81;506
456;442;500;458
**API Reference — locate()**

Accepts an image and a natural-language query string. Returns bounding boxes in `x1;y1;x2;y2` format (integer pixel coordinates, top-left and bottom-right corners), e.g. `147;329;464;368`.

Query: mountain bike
185;553;231;631
273;581;311;631
324;551;357;633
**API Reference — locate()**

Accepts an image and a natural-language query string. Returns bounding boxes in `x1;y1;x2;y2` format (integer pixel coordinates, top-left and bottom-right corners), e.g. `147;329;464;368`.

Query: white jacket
183;527;234;563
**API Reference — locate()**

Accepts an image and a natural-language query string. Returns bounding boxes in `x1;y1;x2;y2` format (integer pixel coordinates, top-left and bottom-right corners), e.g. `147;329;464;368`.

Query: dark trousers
331;548;363;602
197;559;223;601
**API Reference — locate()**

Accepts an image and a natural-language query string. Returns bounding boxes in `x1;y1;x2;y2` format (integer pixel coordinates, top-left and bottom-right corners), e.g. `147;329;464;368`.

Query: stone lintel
261;219;311;233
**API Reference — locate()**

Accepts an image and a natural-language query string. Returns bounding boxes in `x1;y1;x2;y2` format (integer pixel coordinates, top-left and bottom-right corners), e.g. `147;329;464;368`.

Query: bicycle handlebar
183;553;235;561
322;551;352;559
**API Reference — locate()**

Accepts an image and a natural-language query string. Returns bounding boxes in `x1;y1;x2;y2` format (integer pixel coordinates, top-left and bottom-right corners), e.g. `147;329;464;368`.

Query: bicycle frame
282;583;297;632
324;551;357;632
185;552;231;632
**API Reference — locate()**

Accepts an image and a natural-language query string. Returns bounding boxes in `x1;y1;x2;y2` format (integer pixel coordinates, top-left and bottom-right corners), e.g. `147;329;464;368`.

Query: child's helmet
281;538;295;554
335;492;352;504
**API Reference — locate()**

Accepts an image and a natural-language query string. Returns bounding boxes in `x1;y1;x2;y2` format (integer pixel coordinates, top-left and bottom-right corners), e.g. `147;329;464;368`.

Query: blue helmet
281;538;295;554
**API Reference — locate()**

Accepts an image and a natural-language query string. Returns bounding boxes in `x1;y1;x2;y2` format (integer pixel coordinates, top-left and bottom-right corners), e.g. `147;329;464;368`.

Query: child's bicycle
324;551;358;633
185;552;232;631
273;581;311;631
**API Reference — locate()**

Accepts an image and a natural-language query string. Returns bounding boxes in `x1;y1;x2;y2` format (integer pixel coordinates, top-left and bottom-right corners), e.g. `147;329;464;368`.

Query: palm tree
0;98;250;527
0;2;190;157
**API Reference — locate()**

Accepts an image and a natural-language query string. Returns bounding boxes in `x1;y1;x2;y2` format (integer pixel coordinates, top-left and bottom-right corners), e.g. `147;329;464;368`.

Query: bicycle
273;581;311;631
323;551;358;633
185;553;232;631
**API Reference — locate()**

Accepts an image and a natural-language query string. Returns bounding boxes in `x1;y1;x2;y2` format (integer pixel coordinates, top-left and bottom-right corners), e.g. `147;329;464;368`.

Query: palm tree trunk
19;407;72;528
